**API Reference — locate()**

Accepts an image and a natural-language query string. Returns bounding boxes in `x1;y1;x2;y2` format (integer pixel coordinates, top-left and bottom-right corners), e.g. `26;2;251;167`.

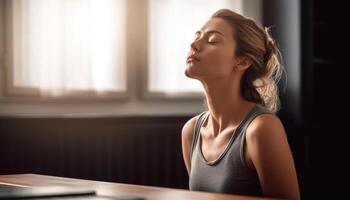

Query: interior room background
0;0;347;199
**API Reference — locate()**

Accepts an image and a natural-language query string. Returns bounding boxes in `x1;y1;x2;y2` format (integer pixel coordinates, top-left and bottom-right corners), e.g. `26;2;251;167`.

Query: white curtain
11;0;126;96
148;0;243;93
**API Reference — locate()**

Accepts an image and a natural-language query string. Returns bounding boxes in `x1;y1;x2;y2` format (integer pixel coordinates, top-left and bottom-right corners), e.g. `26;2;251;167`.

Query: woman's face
185;18;238;80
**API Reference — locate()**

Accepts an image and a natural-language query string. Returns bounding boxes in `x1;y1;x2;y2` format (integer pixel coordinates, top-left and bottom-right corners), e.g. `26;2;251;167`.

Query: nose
190;39;201;52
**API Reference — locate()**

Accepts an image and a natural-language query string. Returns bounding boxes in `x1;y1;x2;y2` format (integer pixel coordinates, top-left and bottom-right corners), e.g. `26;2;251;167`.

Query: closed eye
208;36;220;44
194;30;222;44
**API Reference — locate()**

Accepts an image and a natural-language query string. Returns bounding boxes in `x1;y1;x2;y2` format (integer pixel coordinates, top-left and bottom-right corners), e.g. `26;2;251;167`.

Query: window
5;0;126;98
3;0;257;101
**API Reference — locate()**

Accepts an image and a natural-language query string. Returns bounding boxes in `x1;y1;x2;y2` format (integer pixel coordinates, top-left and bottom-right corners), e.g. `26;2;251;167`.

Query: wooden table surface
0;174;277;200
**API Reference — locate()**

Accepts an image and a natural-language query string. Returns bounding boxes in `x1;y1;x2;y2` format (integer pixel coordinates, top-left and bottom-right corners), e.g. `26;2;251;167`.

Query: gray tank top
189;104;271;196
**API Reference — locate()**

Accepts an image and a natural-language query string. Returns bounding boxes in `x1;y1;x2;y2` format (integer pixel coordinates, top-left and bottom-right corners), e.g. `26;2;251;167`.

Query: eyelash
194;33;218;44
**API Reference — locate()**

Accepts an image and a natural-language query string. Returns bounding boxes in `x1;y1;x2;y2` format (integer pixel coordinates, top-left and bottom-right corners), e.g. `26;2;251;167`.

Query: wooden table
0;174;276;200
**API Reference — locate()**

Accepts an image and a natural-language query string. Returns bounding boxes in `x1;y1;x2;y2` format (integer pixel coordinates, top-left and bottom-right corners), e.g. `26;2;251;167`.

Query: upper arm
181;116;199;175
246;114;300;200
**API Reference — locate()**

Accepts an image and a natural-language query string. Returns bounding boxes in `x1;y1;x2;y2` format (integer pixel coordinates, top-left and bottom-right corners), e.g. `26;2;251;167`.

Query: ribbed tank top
189;104;271;196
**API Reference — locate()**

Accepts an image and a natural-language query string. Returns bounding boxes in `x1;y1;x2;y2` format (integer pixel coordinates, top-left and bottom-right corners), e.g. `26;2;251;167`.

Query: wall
264;0;301;124
0;116;191;189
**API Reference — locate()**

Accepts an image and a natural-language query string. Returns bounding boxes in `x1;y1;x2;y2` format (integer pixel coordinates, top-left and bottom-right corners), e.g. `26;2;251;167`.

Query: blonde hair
212;9;284;113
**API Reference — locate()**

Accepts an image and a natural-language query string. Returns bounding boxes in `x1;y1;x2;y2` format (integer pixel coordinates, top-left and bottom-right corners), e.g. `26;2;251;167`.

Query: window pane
11;0;126;95
148;0;243;93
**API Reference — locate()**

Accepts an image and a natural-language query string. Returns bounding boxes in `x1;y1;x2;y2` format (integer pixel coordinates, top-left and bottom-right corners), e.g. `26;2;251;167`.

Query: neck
201;77;255;136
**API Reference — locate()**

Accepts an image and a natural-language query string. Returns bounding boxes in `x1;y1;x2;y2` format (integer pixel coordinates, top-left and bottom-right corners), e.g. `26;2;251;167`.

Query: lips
187;54;201;63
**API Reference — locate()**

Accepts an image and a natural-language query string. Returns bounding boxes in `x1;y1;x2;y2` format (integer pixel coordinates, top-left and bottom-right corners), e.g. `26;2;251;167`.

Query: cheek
205;51;234;73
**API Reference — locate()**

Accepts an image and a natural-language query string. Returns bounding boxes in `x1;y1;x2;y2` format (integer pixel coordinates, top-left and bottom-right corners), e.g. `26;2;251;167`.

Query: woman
181;9;300;199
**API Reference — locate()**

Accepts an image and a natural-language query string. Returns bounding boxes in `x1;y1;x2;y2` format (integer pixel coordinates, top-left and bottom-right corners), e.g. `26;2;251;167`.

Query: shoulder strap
239;104;272;134
239;105;273;165
190;111;209;159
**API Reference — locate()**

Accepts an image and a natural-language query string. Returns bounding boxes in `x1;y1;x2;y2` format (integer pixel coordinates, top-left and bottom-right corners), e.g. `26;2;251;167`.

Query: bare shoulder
181;114;201;144
245;113;300;199
181;113;203;174
246;113;287;142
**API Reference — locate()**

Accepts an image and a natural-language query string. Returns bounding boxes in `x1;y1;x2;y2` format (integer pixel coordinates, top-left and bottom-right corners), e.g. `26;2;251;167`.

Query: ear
235;57;252;71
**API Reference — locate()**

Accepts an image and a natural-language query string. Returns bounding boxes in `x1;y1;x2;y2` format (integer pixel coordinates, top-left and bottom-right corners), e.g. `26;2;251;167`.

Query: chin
185;65;206;80
185;68;196;79
184;69;190;77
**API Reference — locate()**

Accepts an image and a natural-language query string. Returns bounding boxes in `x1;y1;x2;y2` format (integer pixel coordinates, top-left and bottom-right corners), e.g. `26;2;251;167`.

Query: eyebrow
196;30;225;36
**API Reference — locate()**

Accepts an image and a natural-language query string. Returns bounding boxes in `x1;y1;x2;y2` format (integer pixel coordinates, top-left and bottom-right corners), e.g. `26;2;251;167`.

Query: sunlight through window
148;0;243;94
10;0;126;96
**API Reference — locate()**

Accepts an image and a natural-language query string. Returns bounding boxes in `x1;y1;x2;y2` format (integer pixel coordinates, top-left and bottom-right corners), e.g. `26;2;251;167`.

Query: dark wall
0;116;191;189
300;0;347;199
264;0;348;199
